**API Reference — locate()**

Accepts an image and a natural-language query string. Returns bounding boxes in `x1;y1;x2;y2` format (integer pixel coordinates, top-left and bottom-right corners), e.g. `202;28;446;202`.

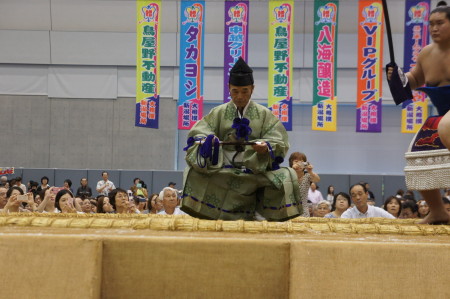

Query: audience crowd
1;172;449;221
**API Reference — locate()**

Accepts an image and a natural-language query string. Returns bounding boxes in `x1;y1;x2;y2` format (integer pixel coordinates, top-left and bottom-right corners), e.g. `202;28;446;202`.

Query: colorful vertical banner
223;1;249;103
136;1;161;128
356;0;384;132
312;1;339;131
268;0;294;131
178;1;205;130
401;0;430;133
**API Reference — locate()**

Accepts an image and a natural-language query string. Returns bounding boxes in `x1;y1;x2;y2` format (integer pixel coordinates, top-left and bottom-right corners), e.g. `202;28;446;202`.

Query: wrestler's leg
437;110;450;150
418;189;449;224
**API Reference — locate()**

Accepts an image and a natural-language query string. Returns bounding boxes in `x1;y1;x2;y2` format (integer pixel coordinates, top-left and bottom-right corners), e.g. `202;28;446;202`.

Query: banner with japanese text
0;167;14;176
356;0;384;132
312;1;339;131
268;0;294;131
401;0;430;133
224;1;249;103
178;0;205;130
136;1;161;128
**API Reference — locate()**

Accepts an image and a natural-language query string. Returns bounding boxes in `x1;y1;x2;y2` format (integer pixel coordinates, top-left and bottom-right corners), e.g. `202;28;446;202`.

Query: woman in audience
2;186;35;213
326;185;335;204
37;188;59;213
90;199;97;213
96;195;114;213
417;200;430;219
383;196;402;218
37;176;50;192
308;182;324;204
325;192;351;218
108;188;132;214
312;200;331;217
130;178;149;199
158;187;186;215
55;189;77;213
80;198;93;213
289;152;320;217
143;193;163;214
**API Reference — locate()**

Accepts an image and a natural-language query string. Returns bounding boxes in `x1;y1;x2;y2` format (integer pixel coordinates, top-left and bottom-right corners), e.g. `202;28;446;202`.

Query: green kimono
181;100;301;221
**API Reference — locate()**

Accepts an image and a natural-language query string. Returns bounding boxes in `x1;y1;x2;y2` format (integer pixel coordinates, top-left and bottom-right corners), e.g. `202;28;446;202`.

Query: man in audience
158;187;186;215
0;186;7;210
0;176;8;187
341;183;395;219
76;178;92;198
96;171;115;196
15;177;27;194
399;201;419;219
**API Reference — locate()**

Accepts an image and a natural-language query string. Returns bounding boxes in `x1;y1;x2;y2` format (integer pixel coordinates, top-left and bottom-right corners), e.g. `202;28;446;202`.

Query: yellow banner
268;0;294;130
136;1;161;128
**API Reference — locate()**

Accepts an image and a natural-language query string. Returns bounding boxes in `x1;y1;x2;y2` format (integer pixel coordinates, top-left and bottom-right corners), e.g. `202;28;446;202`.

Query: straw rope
0;213;449;236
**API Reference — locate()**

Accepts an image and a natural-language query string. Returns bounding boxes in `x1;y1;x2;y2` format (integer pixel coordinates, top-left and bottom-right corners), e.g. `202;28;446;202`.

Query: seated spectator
34;194;42;206
80;198;93;213
399;200;419;219
326;185;335;204
90;199;97;213
108;188;131;214
158;187;186;215
325;192;351;218
308;182;324;205
134;195;147;213
1;187;36;213
395;189;405;199
367;199;376;206
442;197;450;215
15;177;27;194
37;188;59;213
417;200;429;219
341;183;395;219
63;179;73;194
383;196;402;218
55;189;79;213
143;193;163;214
312;200;331;217
96;195;114;214
0;186;7;210
443;189;450;200
168;182;177;189
37;176;50;192
130;178;149;199
2;186;24;213
0;176;7;187
76;178;92;198
28;181;39;196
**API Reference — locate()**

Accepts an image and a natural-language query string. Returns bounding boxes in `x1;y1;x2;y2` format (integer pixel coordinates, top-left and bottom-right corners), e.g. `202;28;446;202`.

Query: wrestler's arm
406;48;426;90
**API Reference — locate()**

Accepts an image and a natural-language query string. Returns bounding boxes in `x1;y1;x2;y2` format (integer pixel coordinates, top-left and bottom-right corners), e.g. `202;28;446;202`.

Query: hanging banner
356;0;384;133
401;0;430;133
136;1;161;128
312;1;339;131
223;1;249;103
178;1;205;130
268;0;294;131
0;167;14;175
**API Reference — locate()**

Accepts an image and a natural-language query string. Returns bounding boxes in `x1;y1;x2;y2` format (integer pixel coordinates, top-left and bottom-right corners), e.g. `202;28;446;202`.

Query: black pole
382;0;396;63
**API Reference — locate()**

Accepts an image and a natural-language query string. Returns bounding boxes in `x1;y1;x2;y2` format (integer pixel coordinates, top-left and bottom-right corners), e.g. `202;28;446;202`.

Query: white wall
0;0;438;174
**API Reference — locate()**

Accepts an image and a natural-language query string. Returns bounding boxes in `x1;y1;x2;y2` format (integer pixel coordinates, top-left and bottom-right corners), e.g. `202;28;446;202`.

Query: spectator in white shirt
341;183;395;219
96;171;116;196
308;182;324;205
158;187;186;216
